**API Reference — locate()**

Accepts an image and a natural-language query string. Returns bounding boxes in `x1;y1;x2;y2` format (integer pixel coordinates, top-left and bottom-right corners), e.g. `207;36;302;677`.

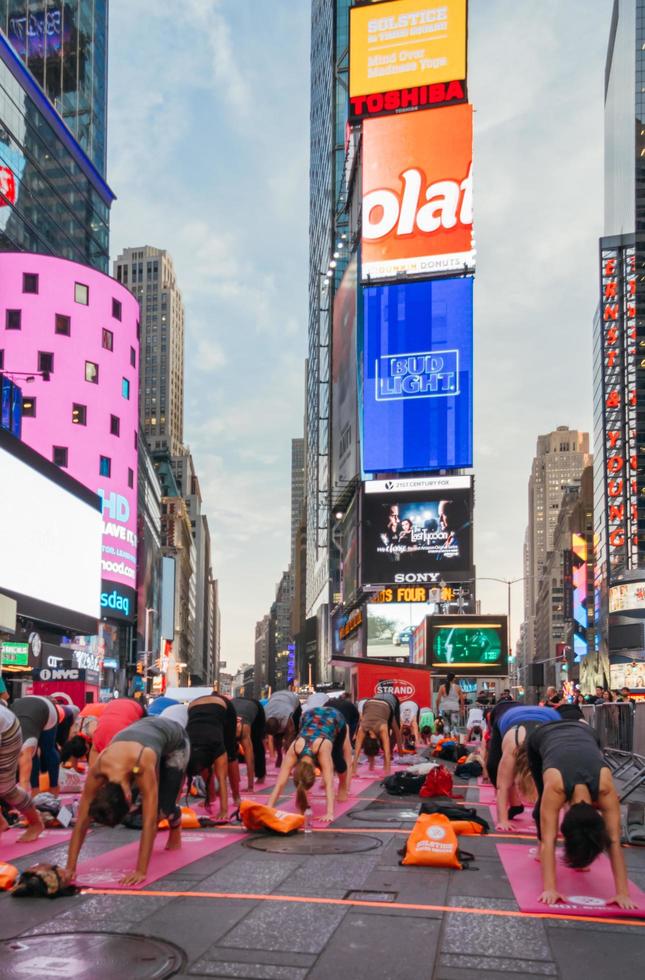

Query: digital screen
0;441;102;622
362;278;473;473
361;104;474;281
332;255;359;488
428;616;508;675
571;534;588;661
366;602;428;658
349;0;467;99
609;581;645;613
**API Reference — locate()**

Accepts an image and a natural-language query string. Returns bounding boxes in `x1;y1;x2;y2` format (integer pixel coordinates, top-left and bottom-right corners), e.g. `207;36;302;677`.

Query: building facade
291;437;305;567
254;613;271;696
0;0;108;174
0;33;112;270
160;494;194;682
114;247;185;456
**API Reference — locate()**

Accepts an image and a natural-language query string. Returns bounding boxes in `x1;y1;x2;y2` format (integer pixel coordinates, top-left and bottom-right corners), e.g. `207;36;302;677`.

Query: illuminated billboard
362;277;473;473
361;476;472;586
426;615;508;675
331;254;359;489
609;580;645;613
349;0;467;118
361;104;474;281
366;602;427;658
571;534;588;661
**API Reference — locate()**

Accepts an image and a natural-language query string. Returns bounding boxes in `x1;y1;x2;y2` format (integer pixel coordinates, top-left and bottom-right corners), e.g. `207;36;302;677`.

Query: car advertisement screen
361;477;472;586
362;277;473;474
366;602;428;658
428;616;508;675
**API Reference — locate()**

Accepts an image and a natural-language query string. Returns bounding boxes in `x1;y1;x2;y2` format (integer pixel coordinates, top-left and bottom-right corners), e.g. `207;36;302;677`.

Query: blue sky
107;1;611;669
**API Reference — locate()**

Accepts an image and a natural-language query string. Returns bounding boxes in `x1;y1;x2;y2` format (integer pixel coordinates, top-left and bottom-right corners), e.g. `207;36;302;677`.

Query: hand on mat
320;813;334;824
538;889;566;905
495;820;513;832
607;893;638;910
121;869;147;886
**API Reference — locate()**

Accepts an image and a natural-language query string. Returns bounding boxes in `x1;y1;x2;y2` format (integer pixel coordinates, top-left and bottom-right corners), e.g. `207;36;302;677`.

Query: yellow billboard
349;0;467;99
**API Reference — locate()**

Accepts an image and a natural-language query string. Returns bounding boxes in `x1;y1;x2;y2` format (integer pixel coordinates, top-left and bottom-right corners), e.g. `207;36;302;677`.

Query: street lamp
143;607;156;695
475;576;526;685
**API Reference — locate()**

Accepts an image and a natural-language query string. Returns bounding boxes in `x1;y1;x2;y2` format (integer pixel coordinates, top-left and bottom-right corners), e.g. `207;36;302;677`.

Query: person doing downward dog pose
267;706;353;823
493;705;561;831
61;698;144;766
185;693;237;820
11;696;62;794
352;694;403;775
232;697;267;793
482;698;519;786
264;690;302;767
525;719;636;909
63;716;190;887
0;702;44;841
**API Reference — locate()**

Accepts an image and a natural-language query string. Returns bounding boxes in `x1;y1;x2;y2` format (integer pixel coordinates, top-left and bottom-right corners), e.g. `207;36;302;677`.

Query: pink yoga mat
0;826;74;862
498;843;645;918
487;803;536;833
74;829;247;889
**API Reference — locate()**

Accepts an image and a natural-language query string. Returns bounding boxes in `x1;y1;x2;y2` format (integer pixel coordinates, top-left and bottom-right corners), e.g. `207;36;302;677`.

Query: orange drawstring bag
238;801;304;835
401;813;462;868
0;863;19;891
158;806;201;829
449;819;486;836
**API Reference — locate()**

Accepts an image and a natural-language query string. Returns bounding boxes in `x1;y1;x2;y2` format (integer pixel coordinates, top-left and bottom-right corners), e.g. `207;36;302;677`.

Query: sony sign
394;572;442;584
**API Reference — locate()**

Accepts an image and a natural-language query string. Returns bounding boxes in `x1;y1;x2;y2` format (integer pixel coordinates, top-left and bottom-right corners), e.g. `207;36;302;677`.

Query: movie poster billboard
362;277;473;474
361;476;472;586
332;254;359;489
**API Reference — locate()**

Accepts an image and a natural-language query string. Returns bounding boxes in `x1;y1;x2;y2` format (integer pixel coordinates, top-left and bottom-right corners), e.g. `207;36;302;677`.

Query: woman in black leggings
525;720;635;909
186;693;237;820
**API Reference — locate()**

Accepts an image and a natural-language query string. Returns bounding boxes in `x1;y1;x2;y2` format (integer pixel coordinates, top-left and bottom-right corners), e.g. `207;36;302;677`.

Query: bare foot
17;816;45;843
165;826;181;851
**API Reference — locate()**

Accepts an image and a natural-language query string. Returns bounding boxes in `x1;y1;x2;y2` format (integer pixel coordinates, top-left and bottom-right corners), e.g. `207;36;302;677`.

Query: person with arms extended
61;697;144;766
232;696;266;794
352;693;403;775
493;705;561;831
11;695;62;795
63;716;190;886
0;702;44;841
526;719;636;909
186;691;236;820
267;705;352;822
264;689;302;767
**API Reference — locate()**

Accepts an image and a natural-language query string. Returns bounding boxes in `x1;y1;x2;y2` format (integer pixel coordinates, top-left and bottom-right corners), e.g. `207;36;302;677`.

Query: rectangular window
53;446;68;468
0;350;3;369
134;430;138;451
122;377;130;400
72;403;87;425
99;456;111;478
136;320;141;340
38;352;53;374
85;361;99;384
128;467;134;489
74;282;89;305
5;309;21;330
21;396;36;417
55;314;71;336
22;273;39;294
110;414;120;436
102;328;114;351
112;298;122;321
130;346;136;367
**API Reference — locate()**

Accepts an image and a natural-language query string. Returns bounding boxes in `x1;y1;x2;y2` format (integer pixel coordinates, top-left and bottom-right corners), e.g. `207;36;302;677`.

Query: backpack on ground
419;800;490;833
455;761;484;779
419;765;453;799
399;813;475;869
382;771;426;795
237;801;304;834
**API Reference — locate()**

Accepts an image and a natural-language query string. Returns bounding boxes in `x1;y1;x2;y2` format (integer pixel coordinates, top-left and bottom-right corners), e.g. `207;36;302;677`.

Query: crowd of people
0;679;638;909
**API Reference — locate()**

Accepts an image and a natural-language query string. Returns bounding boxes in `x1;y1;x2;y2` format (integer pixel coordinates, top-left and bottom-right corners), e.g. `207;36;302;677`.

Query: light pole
475;577;526;687
143;607;156;697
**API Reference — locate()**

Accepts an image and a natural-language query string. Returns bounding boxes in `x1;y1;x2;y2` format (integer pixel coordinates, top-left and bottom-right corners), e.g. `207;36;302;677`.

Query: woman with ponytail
267;706;352;823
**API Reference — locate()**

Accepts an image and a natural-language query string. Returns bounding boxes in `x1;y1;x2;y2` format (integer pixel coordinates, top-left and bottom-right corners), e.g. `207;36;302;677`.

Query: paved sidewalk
1;772;644;979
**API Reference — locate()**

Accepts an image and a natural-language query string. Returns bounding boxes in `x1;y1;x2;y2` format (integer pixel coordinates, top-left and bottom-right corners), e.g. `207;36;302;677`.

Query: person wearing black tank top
527;720;636;909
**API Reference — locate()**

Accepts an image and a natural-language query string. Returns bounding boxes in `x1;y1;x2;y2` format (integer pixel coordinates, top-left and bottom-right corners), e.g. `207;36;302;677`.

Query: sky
107;0;612;670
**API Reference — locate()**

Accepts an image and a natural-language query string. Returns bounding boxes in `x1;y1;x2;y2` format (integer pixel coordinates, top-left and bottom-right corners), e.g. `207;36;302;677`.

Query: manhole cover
2;932;183;980
242;832;383;854
348;804;420;822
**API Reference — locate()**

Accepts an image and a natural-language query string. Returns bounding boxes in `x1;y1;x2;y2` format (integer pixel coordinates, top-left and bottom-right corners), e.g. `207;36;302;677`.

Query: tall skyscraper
114;247;185;456
522;427;592;668
0;0;108;175
290;437;305;567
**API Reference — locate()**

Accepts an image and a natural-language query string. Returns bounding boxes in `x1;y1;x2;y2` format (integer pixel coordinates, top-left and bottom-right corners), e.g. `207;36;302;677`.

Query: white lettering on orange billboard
361;103;474;281
350;0;467;99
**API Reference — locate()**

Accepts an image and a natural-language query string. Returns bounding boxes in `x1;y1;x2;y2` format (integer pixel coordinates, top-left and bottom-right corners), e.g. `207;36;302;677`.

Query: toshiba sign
361;104;475;281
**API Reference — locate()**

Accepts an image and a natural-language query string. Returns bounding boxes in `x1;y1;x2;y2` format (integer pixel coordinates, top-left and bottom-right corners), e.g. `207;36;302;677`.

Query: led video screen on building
332;254;359;489
428;615;508;675
361;103;474;281
362;277;472;474
349;0;467;118
361;476;472;586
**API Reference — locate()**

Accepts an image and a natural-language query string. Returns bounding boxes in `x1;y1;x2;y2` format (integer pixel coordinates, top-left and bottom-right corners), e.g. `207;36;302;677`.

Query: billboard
426;615;508;675
361;476;472;586
362;278;473;473
361;104;474;281
355;661;432;705
609;580;645;613
571;534;588;662
366;601;428;658
331;254;359;490
349;0;467;118
0;431;102;630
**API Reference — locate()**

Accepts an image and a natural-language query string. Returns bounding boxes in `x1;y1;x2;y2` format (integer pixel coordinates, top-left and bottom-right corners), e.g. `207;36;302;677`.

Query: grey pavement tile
136;897;256;961
217;900;348;953
273;853;382;894
444;896;551;961
0;894;79;940
548;924;645;977
18;894;174;935
440;954;557;976
436;971;553;980
446;857;515;900
360;866;451;907
198;856;303;894
307;912;441;980
196;948;315;969
188;964;307;979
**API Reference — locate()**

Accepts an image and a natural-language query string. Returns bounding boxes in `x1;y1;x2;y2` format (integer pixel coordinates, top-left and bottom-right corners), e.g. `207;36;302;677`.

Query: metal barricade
594;702;634;752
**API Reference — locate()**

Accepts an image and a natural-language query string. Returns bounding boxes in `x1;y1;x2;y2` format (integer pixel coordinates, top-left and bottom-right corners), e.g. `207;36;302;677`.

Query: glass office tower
0;0;107;175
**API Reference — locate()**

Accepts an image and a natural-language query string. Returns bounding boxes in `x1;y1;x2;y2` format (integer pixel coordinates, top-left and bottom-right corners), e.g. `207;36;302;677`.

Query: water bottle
304;808;313;833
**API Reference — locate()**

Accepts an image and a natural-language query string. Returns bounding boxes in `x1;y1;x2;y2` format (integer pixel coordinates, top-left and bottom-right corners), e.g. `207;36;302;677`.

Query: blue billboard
362;277;473;473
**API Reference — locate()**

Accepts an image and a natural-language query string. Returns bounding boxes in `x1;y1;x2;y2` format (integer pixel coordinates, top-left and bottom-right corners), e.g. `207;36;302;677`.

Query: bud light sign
362;277;473;473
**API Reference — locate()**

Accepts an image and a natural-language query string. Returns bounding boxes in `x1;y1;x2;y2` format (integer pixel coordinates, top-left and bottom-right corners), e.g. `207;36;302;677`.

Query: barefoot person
267;705;352;822
61;697;144;766
352;694;403;775
11;695;61;795
0;703;44;841
63;716;190;886
493;705;561;831
186;692;237;820
525;719;637;909
264;690;302;767
232;697;266;793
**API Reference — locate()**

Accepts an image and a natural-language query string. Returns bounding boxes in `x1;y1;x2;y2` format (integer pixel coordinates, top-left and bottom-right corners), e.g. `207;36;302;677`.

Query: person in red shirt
61;699;144;765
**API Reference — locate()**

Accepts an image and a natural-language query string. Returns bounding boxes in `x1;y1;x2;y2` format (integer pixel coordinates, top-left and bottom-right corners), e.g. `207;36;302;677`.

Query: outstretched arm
241;728;255;790
64;768;102;879
601;786;638;909
266;746;296;807
494;743;516;830
537;789;563;905
352;728;365;772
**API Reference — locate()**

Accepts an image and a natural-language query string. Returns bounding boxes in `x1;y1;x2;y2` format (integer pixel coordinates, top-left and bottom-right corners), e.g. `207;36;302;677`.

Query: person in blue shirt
494;705;561;831
147;696;179;717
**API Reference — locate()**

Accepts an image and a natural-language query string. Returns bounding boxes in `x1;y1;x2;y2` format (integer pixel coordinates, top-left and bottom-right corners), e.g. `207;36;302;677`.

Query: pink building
0;253;140;623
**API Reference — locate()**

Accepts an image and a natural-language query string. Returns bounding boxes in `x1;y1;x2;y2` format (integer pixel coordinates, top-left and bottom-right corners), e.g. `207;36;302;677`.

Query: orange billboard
349;0;467;99
361;103;474;281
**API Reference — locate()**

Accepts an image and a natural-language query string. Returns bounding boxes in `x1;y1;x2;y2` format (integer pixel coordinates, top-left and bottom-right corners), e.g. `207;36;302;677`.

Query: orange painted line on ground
82;887;645;927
